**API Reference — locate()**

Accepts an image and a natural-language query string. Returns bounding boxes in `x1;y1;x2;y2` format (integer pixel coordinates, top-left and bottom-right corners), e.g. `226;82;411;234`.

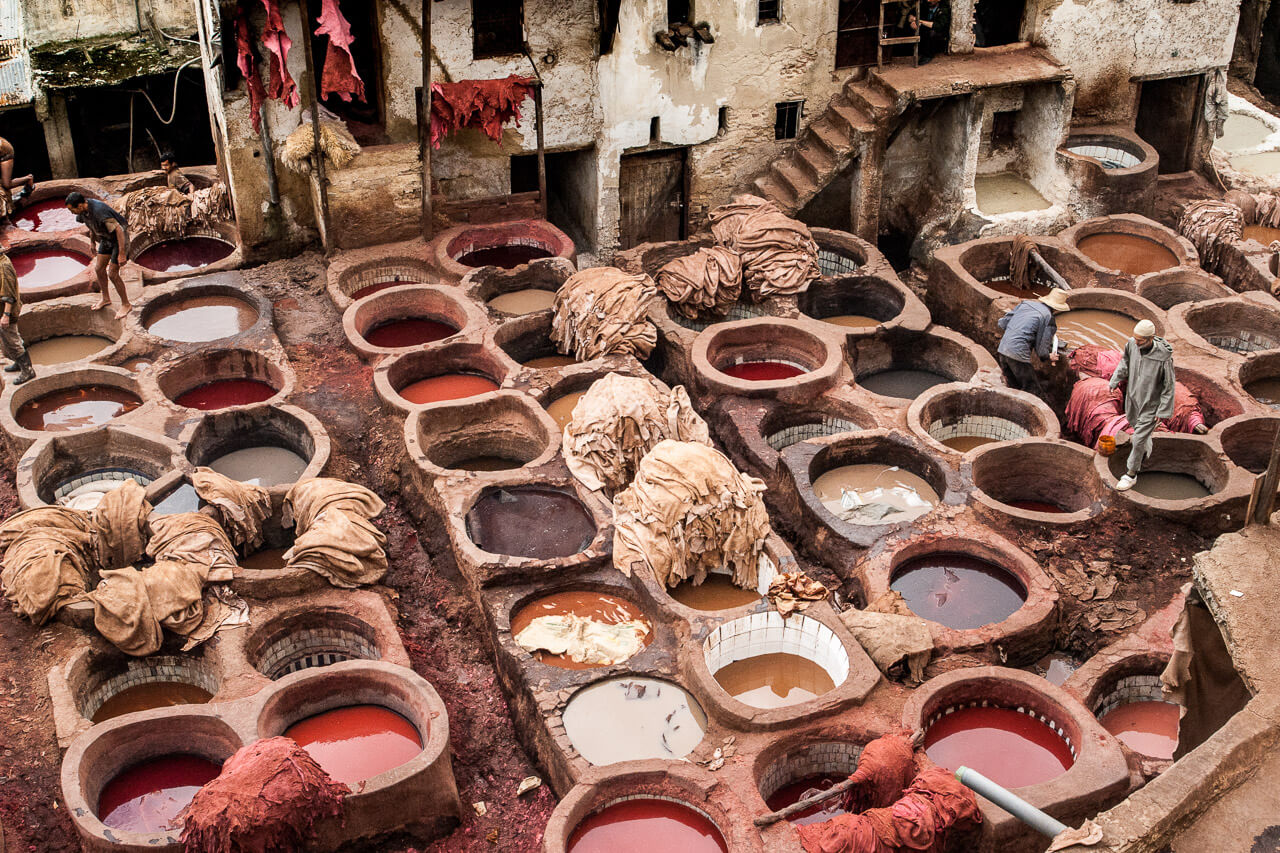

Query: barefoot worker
1109;319;1176;491
65;192;132;319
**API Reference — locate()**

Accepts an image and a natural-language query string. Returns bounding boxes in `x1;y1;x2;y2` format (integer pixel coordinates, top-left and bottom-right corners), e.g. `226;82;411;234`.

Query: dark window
511;154;539;193
775;101;803;140
758;0;781;22
991;111;1017;148
474;0;524;59
668;0;691;24
650;116;661;143
718;106;729;134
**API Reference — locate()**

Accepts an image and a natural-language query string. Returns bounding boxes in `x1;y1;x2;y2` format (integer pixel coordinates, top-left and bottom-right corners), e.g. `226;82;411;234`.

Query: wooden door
619;148;687;249
837;0;879;68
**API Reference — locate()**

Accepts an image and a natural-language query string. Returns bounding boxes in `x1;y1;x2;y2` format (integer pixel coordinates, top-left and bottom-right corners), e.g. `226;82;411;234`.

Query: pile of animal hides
551;266;660;360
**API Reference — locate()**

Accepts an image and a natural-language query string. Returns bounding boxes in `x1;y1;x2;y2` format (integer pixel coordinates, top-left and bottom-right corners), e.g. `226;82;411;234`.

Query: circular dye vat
1076;233;1178;276
351;280;420;301
546;391;585;429
1099;700;1179;759
16;385;140;431
983;277;1050;299
465;486;596;559
97;754;221;833
488;288;557;314
1243;225;1280;245
150;482;200;515
714;652;836;709
822;314;880;329
892;553;1027;629
173;379;276;410
1230;151;1280;176
942;435;997;453
1245;378;1280;409
240;547;288;571
283;705;423;787
812;463;939;525
1056;308;1137;351
569;799;727;853
510;591;652;669
449;455;525;472
144;295;258;342
1219;112;1275;151
91;682;213;724
456;244;553;268
766;775;849;826
1007;499;1068;513
1128;471;1210;500
135;237;235;273
207;446;308;487
11;248;89;291
924;706;1074;787
14;199;81;232
523;354;577;369
562;677;707;764
398;373;499;405
668;574;761;611
720;361;807;382
27;335;113;365
860;368;949;399
363;317;457;349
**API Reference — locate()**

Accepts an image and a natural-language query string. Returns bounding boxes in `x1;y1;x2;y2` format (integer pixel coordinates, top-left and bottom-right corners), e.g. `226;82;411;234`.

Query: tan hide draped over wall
193;467;272;553
655;246;744;319
1178;199;1244;274
613;439;771;591
563;373;711;495
281;478;388;588
709;194;821;299
550;267;660;361
0;507;98;626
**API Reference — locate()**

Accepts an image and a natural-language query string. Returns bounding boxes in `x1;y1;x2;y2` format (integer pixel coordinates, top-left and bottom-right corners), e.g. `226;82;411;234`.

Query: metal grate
817;248;861;277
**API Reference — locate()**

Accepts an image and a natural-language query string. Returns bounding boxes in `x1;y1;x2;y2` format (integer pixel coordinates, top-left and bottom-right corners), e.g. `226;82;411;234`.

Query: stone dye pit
13;198;82;233
465;486;597;559
891;553;1028;630
1074;233;1179;276
142;294;258;342
134;237;235;273
10;248;90;292
703;614;850;710
566;799;728;853
509;591;652;669
923;705;1075;787
562;677;708;765
15;384;141;432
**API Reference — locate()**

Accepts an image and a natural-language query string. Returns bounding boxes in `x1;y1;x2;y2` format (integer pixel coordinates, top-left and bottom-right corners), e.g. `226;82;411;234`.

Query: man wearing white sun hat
1109;318;1176;491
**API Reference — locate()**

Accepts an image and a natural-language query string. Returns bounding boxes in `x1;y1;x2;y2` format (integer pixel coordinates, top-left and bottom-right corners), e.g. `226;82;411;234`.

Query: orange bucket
1097;435;1116;456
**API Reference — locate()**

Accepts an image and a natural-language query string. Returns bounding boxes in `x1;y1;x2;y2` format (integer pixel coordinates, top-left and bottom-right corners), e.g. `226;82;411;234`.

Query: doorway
307;0;384;146
975;0;1026;47
836;0;879;69
618;148;687;249
511;147;599;250
1135;74;1204;174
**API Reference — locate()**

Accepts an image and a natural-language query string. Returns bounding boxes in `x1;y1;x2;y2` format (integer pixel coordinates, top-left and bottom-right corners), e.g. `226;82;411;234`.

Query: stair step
774;160;817;199
810;117;855;157
829;99;876;136
796;139;836;179
754;172;797;208
843;79;895;117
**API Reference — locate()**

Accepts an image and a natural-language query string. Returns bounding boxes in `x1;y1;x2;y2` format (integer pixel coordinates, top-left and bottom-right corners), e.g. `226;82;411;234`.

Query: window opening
775;101;803;140
474;0;525;59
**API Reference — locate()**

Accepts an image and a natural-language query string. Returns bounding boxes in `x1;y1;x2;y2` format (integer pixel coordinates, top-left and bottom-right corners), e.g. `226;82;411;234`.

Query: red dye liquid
174;379;276;410
891;554;1026;630
13;199;80;232
135;237;234;273
97;754;221;833
924;707;1074;787
466;486;596;559
284;705;423;787
1099;700;1180;759
351;280;419;300
765;775;849;826
16;385;140;431
456;245;553;268
10;248;89;291
363;318;457;348
568;799;728;853
1006;500;1068;513
398;373;499;405
721;361;807;381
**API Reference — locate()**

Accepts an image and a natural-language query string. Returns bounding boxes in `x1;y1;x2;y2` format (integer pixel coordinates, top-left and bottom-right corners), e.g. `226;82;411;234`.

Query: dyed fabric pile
551;267;660;361
280;118;362;175
91;479;151;570
182;737;348;853
1064;376;1133;449
193;468;271;553
655;246;743;319
234;4;269;132
768;570;828;617
430;76;536;148
709;194;820;298
120;184;233;239
282;478;388;588
314;0;365;103
0;506;101;625
1178;199;1243;274
840;591;932;683
613;440;771;591
514;614;649;666
563;373;710;495
1069;346;1206;438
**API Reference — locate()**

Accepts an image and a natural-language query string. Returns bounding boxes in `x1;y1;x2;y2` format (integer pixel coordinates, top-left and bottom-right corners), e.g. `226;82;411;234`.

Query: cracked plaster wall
23;0;195;46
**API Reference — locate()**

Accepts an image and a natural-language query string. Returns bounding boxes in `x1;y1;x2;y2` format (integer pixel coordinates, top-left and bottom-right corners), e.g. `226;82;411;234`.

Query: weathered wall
23;0;195;46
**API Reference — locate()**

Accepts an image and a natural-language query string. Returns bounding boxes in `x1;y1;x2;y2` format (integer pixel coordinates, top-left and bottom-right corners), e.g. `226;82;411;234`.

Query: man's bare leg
91;255;110;311
0;161;33;195
108;263;131;319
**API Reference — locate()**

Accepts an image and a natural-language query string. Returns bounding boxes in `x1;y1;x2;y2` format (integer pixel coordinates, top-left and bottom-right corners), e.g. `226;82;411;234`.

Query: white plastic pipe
954;767;1070;837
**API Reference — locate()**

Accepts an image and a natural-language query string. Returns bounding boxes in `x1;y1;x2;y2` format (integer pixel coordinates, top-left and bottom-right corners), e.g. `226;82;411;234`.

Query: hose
130;56;201;126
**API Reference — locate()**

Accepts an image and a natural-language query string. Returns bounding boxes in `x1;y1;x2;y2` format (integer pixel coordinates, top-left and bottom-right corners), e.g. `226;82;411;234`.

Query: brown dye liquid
983;277;1050;298
812;463;939;524
488;289;557;314
91;682;213;723
891;553;1027;630
240;548;288;571
16;385;141;431
399;374;499;405
1243;225;1280;245
1056;309;1137;351
1099;700;1180;759
457;244;553;268
562;677;707;764
546;391;585;429
465;486;596;558
26;335;113;365
509;591;651;669
1076;233;1177;275
1007;499;1069;513
1131;471;1210;499
859;368;949;399
668;574;761;611
523;354;577;369
714;653;836;708
449;455;524;471
144;295;258;342
942;435;997;452
1245;378;1280;408
822;314;880;329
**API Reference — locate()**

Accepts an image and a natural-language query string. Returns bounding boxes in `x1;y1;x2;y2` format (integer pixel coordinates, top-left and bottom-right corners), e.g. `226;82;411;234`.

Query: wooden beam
421;0;434;240
298;0;331;252
534;82;547;220
1247;426;1280;525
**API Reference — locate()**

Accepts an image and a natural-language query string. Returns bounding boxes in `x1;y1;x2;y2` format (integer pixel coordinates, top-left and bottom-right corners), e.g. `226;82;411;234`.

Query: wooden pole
1247;426;1280;525
421;0;433;240
754;777;858;827
534;82;548;220
1029;248;1071;291
298;0;331;252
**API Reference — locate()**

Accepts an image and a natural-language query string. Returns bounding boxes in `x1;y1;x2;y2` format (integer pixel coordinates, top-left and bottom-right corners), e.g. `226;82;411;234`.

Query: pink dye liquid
1099;700;1180;759
363;318;456;348
284;705;423;787
764;775;849;826
568;799;728;853
398;373;499;404
457;245;552;268
924;706;1074;787
891;554;1026;630
173;379;276;410
721;361;807;381
97;754;221;833
11;248;89;291
135;238;234;273
13;199;80;232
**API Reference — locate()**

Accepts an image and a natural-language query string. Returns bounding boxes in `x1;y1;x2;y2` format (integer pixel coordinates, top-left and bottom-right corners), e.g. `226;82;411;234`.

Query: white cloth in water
58;478;130;511
514;613;649;666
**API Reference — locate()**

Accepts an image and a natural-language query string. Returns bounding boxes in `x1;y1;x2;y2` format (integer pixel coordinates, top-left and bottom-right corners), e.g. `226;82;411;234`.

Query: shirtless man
65;192;132;319
0;136;35;217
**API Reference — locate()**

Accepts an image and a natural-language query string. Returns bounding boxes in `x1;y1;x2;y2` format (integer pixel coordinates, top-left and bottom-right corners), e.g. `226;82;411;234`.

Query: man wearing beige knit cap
1109;319;1176;491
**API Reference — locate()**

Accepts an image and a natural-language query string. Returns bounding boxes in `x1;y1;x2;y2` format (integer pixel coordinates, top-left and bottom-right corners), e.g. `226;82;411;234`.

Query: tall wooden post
421;0;433;239
1247;427;1280;525
534;82;548;219
298;0;331;252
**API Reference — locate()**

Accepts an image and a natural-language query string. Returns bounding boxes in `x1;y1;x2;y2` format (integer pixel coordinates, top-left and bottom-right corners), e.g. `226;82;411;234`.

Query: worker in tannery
0;136;35;221
909;0;951;62
1109;319;1177;491
0;245;34;385
995;288;1068;399
159;152;195;196
65;192;132;320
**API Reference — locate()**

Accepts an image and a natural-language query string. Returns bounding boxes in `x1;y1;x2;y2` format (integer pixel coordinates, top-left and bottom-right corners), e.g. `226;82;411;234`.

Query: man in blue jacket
996;288;1068;399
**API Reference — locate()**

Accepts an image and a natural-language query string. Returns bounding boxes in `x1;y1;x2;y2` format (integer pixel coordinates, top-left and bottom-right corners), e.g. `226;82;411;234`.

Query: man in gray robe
1109;319;1176;491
